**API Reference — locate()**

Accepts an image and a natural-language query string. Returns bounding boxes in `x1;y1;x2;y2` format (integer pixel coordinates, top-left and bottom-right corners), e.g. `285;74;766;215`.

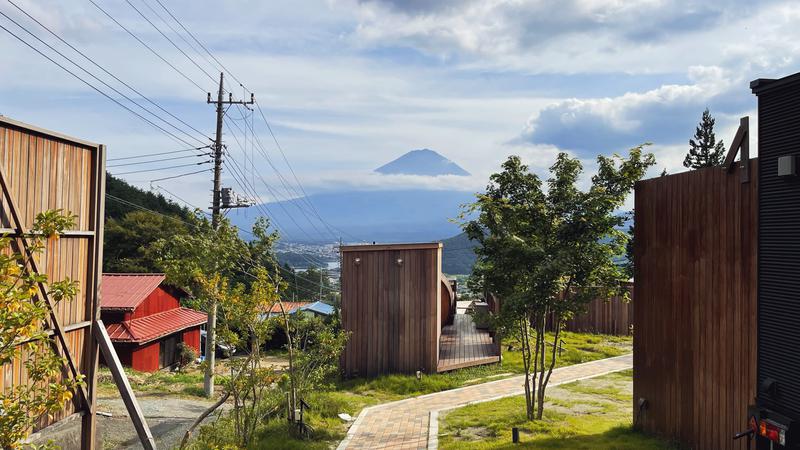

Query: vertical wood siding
183;328;201;354
131;341;160;373
633;161;757;450
0;118;103;430
131;287;181;320
555;284;633;336
341;244;442;377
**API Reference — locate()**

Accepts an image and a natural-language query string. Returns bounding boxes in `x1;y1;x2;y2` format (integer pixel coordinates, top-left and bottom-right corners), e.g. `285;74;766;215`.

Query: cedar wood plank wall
633;161;757;450
558;283;633;336
0;117;104;430
341;244;441;377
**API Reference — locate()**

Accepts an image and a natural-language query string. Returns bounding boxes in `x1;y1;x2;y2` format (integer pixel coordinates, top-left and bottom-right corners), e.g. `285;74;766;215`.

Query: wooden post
94;320;156;450
81;144;106;449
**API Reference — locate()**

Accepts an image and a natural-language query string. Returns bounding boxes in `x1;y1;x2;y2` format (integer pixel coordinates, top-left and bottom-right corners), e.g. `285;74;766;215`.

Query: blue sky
1;0;799;208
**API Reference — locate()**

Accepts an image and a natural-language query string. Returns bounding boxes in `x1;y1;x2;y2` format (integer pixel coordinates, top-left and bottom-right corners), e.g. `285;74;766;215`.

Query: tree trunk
536;316;562;419
520;316;534;421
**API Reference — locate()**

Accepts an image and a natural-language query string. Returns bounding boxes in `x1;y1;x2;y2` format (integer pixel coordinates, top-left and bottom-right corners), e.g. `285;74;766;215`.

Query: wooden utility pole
205;72;253;397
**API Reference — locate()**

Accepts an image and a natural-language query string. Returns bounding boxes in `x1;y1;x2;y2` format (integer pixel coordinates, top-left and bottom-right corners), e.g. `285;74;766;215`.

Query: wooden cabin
100;273;206;372
340;242;500;377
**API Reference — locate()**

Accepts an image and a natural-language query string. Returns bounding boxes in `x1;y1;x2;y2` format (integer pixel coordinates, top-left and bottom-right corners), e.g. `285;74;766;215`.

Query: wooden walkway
437;313;499;372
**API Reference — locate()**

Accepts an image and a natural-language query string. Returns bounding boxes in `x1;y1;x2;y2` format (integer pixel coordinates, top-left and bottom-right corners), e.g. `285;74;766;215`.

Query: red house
100;273;207;372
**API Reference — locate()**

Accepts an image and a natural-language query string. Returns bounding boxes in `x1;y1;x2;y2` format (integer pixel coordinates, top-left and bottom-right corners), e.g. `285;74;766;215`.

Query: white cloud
515;66;745;153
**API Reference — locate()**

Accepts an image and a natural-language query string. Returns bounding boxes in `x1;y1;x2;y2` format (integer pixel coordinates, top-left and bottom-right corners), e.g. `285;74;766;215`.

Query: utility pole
204;72;254;398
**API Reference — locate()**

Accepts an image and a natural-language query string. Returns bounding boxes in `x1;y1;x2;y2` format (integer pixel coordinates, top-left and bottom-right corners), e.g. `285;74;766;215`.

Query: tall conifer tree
683;108;726;169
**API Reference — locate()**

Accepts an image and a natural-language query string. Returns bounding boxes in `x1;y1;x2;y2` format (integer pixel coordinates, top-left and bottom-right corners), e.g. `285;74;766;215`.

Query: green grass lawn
99;332;633;449
438;369;675;450
252;332;632;449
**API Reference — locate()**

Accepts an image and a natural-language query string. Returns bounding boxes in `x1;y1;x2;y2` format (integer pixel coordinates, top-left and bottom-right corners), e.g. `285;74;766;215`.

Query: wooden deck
437;313;500;372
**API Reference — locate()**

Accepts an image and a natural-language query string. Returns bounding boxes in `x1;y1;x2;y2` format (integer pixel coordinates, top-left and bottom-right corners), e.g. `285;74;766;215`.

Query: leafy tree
0;210;83;448
683;108;726;169
103;210;189;273
152;212;250;397
463;146;654;420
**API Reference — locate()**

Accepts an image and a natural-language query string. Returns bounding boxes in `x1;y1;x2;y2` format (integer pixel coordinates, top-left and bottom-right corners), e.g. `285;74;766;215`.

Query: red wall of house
131;287;180;320
183;327;201;354
131;341;160;372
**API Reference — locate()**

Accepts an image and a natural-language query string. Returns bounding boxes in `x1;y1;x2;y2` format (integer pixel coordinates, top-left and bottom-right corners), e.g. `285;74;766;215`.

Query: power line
226;110;338;243
0;19;202;149
107;152;210;168
7;0;212;141
110;160;211;176
122;0;217;84
152;0;248;90
87;0;207;93
149;168;212;183
224;116;328;242
254;100;357;241
108;146;209;161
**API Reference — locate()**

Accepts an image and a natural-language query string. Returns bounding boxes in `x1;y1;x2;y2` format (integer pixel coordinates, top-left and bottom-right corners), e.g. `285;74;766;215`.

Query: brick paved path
336;354;632;450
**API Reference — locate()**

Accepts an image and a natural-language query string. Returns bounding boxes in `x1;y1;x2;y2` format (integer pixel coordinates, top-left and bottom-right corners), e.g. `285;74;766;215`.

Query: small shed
100;273;206;372
340;242;500;377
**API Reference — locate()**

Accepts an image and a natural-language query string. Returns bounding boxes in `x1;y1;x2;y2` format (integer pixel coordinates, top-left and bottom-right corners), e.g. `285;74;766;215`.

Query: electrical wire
148;168;212;183
110;160;211;176
122;0;217;84
108;146;209;161
7;0;212;141
0;20;201;149
107;152;210;168
87;0;208;93
152;0;248;90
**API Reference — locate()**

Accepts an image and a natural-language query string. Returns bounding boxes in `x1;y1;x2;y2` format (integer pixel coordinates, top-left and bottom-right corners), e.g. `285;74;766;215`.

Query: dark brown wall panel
633;161;757;450
340;245;441;377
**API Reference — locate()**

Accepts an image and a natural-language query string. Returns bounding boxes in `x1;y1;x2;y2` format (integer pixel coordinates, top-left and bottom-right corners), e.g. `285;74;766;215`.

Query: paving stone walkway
336;353;632;450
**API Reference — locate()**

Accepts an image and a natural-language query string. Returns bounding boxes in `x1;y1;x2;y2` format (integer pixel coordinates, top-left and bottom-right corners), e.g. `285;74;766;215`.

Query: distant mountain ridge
375;149;470;176
229;189;475;243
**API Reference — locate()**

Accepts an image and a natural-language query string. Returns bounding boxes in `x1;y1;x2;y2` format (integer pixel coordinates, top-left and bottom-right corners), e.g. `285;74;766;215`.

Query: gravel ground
30;394;228;450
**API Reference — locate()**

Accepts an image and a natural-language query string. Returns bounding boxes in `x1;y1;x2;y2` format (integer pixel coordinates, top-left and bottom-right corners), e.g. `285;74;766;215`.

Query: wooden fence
633;161;757;450
0;116;105;443
558;284;633;336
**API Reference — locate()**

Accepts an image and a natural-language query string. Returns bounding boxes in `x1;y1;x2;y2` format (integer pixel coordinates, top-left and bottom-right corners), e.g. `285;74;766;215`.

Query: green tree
683;108;726;169
463;146;654;420
1;210;82;448
103;210;189;273
282;264;336;303
152;213;279;397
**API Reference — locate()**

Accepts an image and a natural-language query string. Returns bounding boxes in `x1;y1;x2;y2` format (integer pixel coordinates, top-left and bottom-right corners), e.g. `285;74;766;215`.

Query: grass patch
439;370;674;450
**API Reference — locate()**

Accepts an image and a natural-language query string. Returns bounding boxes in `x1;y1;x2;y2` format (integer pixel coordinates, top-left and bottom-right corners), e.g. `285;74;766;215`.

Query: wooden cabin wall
341;246;442;377
633;161;757;450
0;118;104;431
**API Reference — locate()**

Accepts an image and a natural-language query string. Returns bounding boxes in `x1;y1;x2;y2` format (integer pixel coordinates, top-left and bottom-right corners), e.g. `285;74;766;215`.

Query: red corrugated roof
101;273;166;310
105;307;207;344
267;302;310;314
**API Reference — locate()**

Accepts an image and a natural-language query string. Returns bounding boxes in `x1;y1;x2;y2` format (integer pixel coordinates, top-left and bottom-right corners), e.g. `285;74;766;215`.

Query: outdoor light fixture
396;258;404;266
777;155;797;177
354;257;361;266
416;370;421;381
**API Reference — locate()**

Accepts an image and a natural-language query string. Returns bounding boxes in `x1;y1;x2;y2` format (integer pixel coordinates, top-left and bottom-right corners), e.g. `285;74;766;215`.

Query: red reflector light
759;419;787;446
749;416;758;434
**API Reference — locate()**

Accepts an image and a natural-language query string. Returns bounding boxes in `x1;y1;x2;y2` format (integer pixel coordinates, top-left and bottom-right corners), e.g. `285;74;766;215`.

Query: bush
176;342;198;372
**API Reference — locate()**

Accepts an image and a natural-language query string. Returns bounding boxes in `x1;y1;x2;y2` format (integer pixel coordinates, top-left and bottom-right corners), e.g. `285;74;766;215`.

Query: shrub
176;342;198;372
